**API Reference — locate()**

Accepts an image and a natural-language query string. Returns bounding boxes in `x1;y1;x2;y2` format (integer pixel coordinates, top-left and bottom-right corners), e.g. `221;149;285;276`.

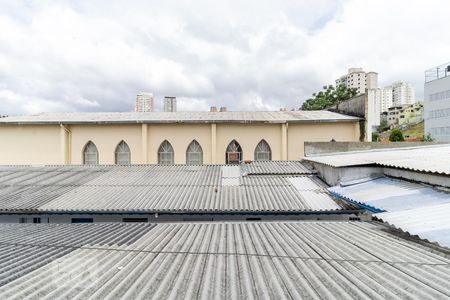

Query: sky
0;0;449;115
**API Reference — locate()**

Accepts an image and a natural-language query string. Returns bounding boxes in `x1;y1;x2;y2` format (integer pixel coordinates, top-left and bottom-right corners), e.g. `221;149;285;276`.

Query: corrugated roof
0;111;359;125
0;222;449;299
304;144;450;175
329;177;450;248
0;164;342;213
243;160;313;175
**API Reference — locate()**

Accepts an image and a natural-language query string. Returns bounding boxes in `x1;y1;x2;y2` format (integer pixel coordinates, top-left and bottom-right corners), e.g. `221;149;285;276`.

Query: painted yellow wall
287;122;359;160
70;124;143;164
216;124;282;163
0;125;61;165
0;121;359;165
147;124;211;164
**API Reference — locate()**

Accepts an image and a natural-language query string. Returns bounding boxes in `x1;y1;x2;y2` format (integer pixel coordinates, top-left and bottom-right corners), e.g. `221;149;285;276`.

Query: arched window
226;140;242;164
83;141;98;165
115;141;131;165
158;140;174;164
186;140;203;165
254;139;272;161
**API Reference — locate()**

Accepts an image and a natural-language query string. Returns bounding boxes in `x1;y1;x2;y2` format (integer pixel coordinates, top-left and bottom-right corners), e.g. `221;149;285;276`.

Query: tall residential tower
163;96;177;112
135;92;154;112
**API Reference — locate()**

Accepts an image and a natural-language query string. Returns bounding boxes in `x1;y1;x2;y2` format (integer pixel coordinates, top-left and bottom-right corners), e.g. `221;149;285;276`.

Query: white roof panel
304;144;450;175
329;177;450;248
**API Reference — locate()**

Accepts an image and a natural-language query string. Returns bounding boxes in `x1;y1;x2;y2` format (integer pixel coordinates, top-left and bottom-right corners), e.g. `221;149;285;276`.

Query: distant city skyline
0;1;449;115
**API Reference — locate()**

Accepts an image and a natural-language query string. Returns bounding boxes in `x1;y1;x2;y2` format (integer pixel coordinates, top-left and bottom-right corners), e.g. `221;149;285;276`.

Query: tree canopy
389;129;404;142
300;85;358;111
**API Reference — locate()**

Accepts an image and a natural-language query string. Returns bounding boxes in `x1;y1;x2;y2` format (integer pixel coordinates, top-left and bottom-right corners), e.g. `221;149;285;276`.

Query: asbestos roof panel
0;165;343;213
304;144;450;175
329;177;450;248
0;222;449;299
0;111;359;125
244;160;314;175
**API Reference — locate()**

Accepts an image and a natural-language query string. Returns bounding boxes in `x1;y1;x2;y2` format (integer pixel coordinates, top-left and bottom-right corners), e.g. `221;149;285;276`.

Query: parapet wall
304;141;446;156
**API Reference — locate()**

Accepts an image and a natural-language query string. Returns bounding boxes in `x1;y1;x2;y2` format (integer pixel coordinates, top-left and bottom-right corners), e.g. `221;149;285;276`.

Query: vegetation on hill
389;129;405;142
301;85;358;110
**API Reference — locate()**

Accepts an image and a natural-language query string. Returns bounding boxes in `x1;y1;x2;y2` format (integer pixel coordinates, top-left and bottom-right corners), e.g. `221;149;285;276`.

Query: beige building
0;111;360;165
335;68;378;95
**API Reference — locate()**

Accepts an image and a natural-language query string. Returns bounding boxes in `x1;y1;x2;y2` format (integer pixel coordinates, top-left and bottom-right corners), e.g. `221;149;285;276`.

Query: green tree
389;130;404;142
423;133;434;142
379;119;389;132
372;132;379;142
300;84;358;110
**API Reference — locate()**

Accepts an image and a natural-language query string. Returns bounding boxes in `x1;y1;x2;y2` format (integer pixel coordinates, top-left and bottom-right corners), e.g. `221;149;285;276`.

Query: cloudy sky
0;0;449;115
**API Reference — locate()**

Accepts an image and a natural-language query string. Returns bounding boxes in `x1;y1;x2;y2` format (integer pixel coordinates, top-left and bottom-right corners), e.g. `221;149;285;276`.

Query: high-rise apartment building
424;62;450;142
163;96;177;112
335;68;378;94
380;82;415;112
135;93;154;112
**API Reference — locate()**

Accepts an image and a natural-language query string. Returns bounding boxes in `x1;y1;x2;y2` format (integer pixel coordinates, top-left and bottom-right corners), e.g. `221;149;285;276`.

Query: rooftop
0;221;449;299
0;110;360;125
0;163;346;213
303;144;450;175
329;176;450;248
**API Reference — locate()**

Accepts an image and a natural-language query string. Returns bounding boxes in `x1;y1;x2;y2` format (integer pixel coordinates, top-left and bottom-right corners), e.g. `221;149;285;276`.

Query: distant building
380;82;415;112
424;62;450;141
210;106;218;112
335;68;378;95
135;92;154;112
163;96;177;112
382;102;423;128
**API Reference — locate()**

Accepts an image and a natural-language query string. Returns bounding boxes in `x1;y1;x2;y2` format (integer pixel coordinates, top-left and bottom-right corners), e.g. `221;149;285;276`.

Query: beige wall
70;124;142;164
216;123;282;163
0;125;61;165
287;122;359;160
147;124;211;164
0;121;359;165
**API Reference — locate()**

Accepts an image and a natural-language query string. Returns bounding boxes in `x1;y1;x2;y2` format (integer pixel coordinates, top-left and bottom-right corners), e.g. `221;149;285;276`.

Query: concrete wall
304;141;447;156
0;121;360;165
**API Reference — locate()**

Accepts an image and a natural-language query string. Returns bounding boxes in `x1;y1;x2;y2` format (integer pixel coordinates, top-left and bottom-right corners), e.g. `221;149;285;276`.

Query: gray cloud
0;0;449;115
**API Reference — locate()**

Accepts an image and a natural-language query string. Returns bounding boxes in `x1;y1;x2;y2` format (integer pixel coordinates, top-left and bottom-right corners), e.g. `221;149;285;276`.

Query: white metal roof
329;177;450;248
0;221;449;299
304;144;450;175
0;164;341;213
0;110;359;125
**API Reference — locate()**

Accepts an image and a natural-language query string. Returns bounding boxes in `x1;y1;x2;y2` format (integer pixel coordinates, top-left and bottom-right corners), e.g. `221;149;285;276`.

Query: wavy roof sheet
329;177;450;247
0;222;449;299
304;144;450;175
0;164;341;213
243;160;313;175
0;111;359;125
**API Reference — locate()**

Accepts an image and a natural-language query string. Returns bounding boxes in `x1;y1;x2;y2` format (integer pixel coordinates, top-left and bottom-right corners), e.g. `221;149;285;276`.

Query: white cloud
0;0;449;115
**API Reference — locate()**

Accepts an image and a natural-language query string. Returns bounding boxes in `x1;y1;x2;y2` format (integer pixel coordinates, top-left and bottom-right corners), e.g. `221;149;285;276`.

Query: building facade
335;68;378;95
0;111;360;165
380;82;415;112
135;92;154;112
163;96;177;112
424;62;450;141
381;102;423;128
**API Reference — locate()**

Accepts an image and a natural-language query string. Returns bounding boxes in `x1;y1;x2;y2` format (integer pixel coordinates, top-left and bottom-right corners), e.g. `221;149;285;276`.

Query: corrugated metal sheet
329;177;450;248
243;160;313;175
304;144;450;175
0;165;342;213
0;111;359;124
0;222;449;299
